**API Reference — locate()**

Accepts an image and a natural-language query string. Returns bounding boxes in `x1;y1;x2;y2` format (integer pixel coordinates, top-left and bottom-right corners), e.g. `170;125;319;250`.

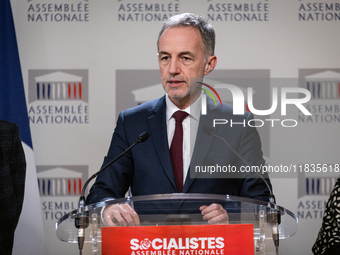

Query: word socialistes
130;237;225;251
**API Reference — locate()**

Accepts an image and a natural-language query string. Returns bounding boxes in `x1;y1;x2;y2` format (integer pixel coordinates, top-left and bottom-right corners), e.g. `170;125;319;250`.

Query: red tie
170;111;189;193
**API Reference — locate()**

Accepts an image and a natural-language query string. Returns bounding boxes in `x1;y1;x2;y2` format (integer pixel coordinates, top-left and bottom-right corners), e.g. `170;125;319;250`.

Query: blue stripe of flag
0;0;32;148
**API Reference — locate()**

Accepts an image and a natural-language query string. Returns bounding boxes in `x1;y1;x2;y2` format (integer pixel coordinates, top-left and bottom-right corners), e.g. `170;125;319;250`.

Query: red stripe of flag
79;179;82;195
74;179;76;195
68;179;71;195
79;82;82;100
74;83;77;99
68;83;71;99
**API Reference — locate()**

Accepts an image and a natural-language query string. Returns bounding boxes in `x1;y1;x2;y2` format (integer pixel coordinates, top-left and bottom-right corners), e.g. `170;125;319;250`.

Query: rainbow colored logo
197;82;222;106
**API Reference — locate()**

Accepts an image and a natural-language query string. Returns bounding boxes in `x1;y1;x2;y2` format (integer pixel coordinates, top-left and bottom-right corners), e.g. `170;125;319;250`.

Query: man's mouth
167;80;185;86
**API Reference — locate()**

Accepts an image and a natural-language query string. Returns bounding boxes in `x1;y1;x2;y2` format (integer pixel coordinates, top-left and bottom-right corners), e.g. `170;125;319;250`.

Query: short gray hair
157;13;215;56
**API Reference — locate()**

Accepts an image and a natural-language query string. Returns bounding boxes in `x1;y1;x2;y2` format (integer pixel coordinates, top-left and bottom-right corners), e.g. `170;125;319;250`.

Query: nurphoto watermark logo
198;82;312;128
197;82;222;114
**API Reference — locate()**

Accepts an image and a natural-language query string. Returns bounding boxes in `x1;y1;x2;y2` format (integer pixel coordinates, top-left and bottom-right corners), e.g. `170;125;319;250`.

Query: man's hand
102;203;140;226
199;203;229;224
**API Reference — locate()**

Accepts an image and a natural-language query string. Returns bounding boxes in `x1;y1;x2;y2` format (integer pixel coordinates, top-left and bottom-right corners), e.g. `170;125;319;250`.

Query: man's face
158;26;216;109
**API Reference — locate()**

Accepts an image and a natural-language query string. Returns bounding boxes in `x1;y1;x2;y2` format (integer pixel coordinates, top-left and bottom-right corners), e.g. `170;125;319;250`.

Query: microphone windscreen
139;131;150;142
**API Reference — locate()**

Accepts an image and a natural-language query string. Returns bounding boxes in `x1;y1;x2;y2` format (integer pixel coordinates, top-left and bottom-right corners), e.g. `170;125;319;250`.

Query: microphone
75;131;150;254
202;126;280;250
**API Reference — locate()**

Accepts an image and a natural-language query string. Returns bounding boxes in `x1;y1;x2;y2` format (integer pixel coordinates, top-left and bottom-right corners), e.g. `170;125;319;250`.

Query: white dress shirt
165;94;201;184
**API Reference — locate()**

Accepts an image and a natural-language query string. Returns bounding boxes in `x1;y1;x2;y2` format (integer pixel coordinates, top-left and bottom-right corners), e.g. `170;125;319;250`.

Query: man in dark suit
87;13;271;225
0;120;26;255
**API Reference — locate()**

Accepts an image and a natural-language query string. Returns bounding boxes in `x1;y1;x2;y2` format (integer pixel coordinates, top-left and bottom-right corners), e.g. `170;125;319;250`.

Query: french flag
0;1;46;254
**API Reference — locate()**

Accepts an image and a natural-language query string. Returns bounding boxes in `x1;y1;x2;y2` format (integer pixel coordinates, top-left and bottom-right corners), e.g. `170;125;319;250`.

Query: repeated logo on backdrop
298;69;340;123
304;71;340;100
27;0;90;22
117;0;180;22
28;69;90;124
37;165;88;197
37;165;88;221
297;167;338;220
298;169;338;199
298;1;340;22
206;0;270;22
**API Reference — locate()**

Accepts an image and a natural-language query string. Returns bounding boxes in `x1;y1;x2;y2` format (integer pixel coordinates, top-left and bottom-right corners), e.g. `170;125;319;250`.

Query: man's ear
204;55;217;75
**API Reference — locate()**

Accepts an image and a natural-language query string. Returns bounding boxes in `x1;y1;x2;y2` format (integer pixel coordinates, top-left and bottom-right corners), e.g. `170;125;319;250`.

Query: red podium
56;194;298;255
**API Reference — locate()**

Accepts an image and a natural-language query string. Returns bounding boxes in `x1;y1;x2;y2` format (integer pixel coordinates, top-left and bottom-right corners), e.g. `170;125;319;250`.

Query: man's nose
168;58;181;75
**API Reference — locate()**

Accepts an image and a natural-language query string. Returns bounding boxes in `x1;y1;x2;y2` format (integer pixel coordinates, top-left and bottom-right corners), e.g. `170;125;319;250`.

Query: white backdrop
10;0;340;254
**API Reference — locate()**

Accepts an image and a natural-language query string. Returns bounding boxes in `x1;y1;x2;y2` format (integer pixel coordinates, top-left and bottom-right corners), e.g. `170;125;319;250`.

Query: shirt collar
165;93;201;122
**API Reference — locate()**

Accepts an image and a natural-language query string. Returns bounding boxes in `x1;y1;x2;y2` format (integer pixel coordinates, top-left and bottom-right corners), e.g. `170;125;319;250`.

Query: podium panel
56;193;298;255
102;224;254;254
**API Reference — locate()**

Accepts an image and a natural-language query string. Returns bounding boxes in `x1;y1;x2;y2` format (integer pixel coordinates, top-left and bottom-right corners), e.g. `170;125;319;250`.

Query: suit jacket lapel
148;96;177;191
183;97;220;193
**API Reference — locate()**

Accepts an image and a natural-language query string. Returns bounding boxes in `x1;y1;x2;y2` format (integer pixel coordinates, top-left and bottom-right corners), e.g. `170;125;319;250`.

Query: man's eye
161;56;170;61
182;57;191;61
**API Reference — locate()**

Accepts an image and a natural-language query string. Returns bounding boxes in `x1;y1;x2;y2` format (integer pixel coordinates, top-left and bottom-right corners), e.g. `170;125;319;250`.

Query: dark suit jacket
87;95;271;207
0;120;26;255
